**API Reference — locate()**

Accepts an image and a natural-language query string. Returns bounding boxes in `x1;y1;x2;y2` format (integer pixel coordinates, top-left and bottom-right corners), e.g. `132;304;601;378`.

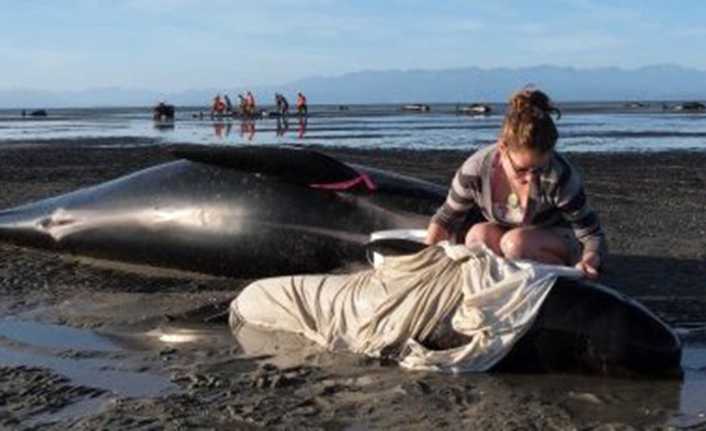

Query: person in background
224;94;233;114
275;93;290;117
237;94;246;115
211;94;226;116
244;91;256;117
425;88;606;279
296;92;308;116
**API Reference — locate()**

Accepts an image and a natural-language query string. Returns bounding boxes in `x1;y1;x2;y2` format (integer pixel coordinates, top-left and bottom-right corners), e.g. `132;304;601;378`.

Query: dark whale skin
0;147;446;277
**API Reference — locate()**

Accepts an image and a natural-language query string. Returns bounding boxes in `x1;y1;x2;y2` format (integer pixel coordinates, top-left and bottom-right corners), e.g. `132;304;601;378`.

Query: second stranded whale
0;146;447;277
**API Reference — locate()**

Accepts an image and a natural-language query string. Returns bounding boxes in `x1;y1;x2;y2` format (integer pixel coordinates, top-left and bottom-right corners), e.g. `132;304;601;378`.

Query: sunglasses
505;150;549;176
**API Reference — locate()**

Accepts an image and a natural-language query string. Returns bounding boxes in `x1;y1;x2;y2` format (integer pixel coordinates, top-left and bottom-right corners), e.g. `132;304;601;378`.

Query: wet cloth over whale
230;243;581;373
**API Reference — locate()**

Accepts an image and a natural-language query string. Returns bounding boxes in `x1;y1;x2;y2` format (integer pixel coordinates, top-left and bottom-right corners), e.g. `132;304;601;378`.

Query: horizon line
1;62;705;94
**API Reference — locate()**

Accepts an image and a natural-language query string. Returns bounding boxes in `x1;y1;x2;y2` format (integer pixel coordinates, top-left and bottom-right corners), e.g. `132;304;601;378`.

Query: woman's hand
575;251;600;279
425;221;449;245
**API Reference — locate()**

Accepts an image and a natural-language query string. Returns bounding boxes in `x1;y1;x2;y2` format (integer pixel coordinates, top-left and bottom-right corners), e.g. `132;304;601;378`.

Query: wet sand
1;138;705;429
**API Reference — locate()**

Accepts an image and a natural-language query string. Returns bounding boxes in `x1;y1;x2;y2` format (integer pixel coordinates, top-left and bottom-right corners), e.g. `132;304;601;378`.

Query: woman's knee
499;228;531;259
465;222;503;252
500;228;569;264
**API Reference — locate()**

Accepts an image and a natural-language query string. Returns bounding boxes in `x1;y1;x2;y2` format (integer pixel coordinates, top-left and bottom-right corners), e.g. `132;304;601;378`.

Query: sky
1;0;705;92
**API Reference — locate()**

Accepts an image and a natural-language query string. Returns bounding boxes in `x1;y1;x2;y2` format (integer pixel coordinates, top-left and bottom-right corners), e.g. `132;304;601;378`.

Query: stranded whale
362;240;682;375
231;240;682;376
495;276;682;375
0;146;447;277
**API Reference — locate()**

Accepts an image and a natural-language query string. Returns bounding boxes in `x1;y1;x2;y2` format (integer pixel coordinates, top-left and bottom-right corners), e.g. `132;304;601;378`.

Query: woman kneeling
425;88;606;279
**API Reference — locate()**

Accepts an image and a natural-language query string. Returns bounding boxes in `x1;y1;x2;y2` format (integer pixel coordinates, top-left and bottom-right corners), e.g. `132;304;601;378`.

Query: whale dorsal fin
170;145;376;191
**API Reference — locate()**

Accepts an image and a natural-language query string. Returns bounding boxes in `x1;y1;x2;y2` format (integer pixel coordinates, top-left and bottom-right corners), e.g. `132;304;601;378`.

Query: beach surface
1;138;705;429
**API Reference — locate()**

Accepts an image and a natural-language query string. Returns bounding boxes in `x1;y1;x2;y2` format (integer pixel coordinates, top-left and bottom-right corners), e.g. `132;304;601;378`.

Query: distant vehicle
458;103;492;115
672;102;706;112
29;109;48;117
624;102;649;109
401;104;431;112
152;102;175;121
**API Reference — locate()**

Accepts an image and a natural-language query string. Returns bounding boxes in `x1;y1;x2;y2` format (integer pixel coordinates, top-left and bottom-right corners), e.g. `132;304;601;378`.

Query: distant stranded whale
0;146;447;277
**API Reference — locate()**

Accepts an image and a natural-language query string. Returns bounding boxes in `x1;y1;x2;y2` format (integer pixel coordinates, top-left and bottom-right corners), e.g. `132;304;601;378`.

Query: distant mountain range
3;64;706;109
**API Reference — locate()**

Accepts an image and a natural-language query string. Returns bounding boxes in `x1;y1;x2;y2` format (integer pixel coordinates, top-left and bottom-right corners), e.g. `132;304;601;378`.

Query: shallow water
230;322;706;425
0;318;120;352
2;103;706;152
0;318;176;398
1;318;706;426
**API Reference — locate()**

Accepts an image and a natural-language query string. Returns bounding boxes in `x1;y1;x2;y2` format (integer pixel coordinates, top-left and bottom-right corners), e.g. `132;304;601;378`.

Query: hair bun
509;88;561;120
500;87;560;153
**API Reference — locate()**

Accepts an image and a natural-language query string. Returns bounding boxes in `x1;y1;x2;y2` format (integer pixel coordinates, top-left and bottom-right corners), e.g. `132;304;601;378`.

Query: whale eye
38;215;75;228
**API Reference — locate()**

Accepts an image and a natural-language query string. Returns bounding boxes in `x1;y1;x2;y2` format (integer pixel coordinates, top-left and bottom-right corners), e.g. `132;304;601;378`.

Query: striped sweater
432;145;607;258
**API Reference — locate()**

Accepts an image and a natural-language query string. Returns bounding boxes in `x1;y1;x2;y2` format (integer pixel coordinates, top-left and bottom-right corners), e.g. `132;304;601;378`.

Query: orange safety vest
213;98;225;112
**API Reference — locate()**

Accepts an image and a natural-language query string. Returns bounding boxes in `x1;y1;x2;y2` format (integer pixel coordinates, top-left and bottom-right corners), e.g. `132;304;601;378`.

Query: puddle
1;316;705;428
230;323;334;368
144;323;236;347
0;346;176;397
671;343;706;427
0;318;120;352
0;318;176;398
229;321;706;426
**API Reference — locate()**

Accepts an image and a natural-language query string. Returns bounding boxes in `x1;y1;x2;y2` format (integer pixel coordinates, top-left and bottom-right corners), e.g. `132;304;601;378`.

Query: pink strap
309;173;377;191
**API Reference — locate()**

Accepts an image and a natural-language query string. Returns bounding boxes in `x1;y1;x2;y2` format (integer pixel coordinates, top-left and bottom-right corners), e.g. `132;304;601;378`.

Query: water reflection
3;105;706;151
212;121;232;139
153;120;175;132
231;323;334;368
276;117;290;136
0;319;176;397
240;119;256;141
226;320;706;425
298;116;308;139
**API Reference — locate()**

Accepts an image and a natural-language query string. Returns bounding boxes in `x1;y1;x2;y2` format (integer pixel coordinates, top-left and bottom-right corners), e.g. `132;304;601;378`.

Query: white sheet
230;242;580;373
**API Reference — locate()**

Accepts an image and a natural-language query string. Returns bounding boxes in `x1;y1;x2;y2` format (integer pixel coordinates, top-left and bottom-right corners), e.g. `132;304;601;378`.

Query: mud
0;139;705;429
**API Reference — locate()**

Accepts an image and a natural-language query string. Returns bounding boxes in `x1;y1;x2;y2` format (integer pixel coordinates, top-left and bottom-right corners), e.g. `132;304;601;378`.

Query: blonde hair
500;88;561;153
